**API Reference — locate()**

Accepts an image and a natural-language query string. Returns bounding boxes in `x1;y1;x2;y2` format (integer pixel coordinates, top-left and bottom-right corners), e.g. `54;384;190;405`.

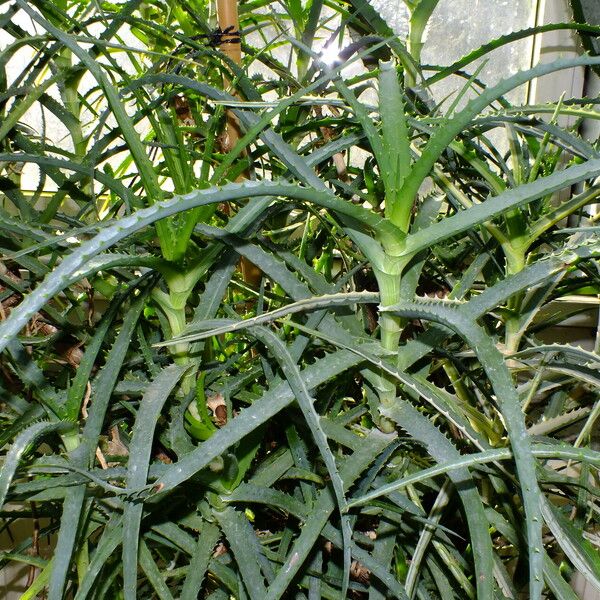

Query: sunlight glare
319;44;341;67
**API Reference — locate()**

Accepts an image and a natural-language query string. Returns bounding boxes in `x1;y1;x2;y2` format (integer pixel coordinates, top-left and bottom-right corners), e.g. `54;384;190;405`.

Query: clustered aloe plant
0;0;599;598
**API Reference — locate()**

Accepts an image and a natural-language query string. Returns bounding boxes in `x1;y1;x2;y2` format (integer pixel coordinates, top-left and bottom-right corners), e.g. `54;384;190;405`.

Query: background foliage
0;0;599;598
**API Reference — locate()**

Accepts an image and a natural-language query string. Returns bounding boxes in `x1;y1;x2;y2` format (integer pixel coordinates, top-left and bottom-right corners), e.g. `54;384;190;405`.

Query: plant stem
152;266;206;393
373;266;403;432
504;247;526;354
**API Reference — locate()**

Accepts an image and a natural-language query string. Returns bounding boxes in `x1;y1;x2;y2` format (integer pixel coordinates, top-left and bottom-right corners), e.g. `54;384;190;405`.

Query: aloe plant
1;1;599;599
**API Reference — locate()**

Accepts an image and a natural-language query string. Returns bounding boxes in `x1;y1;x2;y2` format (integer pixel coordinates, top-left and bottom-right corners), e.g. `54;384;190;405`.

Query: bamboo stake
216;0;262;288
216;0;242;63
216;0;243;150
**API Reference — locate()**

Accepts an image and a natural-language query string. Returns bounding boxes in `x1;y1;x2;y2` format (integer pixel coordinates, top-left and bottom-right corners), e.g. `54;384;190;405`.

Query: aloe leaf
0;420;73;509
405;480;451;598
179;523;220;599
320;522;408;599
0;180;394;355
65;291;125;420
379;60;412;229
541;498;600;591
306;133;365;168
527;185;600;243
401;159;600;257
408;0;439;64
264;430;396;600
73;519;123;600
138;538;175;600
300;0;323;64
149;522;197;556
14;1;185;260
426;22;600;85
332;77;386;177
400;54;600;204
545;362;600;389
48;286;149;600
215;508;268;599
0;72;62;144
381;400;493;600
383;299;544;599
122;364;188;600
367;519;398;600
528;407;591;436
349;443;600;507
6;341;66;419
161;291;379;345
249;449;295;488
284;424;315;506
245;325;351;595
152;348;363;494
47;487;88;600
225;484;308;520
0;153;136;210
543;552;581;600
347;0;417;79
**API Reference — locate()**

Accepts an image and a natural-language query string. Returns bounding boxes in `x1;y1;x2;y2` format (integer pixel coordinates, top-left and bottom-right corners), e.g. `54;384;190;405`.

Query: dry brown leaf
207;392;227;426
